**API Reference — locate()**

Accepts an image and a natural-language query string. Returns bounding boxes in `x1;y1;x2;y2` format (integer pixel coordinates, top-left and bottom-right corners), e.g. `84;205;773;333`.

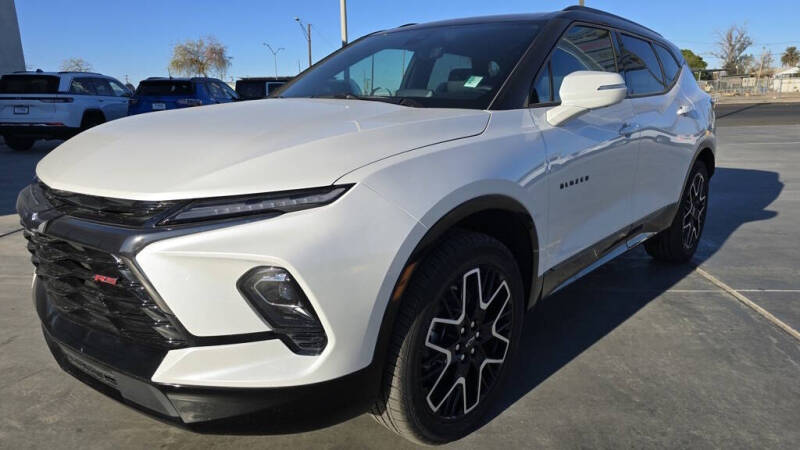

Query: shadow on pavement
482;166;782;428
0;138;62;215
715;102;767;119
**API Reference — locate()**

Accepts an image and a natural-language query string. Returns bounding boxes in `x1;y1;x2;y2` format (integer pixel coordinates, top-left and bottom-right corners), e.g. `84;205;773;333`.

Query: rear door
618;34;700;220
0;74;62;123
529;24;639;268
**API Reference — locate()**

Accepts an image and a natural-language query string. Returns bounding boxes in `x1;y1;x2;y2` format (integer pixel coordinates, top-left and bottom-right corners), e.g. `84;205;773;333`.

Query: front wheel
645;160;709;262
3;136;35;151
372;231;525;444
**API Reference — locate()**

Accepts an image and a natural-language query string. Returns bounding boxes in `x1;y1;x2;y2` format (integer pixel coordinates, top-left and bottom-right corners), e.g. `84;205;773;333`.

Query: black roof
395;6;662;41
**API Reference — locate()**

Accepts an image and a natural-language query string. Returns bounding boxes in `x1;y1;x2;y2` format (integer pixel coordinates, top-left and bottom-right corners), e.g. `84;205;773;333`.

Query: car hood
36;98;490;200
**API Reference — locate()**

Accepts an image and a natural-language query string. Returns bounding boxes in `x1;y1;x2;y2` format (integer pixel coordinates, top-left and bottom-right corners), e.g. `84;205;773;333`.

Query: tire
80;112;105;131
371;230;525;444
645;160;709;263
4;136;35;151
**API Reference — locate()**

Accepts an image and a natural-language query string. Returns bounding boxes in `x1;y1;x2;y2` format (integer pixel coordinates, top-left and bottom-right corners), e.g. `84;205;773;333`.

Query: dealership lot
0;104;798;448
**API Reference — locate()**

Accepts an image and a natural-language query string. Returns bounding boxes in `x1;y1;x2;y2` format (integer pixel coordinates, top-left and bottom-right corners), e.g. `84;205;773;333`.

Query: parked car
18;6;714;444
0;71;130;151
128;77;238;115
235;76;292;100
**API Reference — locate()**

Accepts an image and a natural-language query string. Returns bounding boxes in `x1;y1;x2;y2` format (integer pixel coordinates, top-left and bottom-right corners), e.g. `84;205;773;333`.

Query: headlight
237;266;327;355
159;185;351;226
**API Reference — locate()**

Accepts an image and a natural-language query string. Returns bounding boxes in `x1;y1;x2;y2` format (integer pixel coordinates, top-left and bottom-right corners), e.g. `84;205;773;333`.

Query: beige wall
0;0;25;74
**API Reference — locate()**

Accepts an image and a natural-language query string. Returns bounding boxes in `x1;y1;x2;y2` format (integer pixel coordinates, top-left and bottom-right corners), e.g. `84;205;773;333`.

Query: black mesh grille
25;230;188;349
40;183;181;227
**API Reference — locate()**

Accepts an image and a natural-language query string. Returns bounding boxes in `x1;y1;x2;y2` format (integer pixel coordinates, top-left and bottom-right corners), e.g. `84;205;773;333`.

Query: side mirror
546;71;627;126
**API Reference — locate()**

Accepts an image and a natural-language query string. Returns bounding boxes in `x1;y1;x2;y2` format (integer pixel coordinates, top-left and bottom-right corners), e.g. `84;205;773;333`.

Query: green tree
681;49;708;71
168;36;232;78
781;46;799;67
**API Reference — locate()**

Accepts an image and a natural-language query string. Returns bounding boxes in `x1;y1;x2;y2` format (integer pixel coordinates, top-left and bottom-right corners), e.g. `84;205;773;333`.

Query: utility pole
340;0;348;47
295;17;312;68
579;0;585;6
263;43;284;77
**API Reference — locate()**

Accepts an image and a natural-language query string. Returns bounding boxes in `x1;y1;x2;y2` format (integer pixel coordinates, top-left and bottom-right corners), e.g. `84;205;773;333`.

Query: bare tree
781;46;799;68
168;36;232;78
756;49;774;76
712;25;753;74
60;57;93;72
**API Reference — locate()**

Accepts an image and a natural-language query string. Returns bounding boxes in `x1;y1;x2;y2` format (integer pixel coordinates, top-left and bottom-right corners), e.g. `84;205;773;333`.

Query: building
0;0;25;74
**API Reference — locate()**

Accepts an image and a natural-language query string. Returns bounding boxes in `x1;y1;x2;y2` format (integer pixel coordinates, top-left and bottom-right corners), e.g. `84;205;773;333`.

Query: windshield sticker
463;76;483;88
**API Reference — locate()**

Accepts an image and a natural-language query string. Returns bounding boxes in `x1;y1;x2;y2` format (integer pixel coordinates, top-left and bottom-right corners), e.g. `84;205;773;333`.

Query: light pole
295;17;312;68
340;0;348;47
262;43;284;77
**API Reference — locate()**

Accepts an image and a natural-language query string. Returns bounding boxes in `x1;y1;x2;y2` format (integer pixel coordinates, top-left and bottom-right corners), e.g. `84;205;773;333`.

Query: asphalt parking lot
1;104;799;449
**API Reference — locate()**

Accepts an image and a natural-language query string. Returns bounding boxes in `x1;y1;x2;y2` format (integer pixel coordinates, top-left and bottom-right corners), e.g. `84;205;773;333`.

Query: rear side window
654;44;681;86
532;25;616;104
619;34;665;96
135;81;195;96
70;78;96;95
0;75;60;94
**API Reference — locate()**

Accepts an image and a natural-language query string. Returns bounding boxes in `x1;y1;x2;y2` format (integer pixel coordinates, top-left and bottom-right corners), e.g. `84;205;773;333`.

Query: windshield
279;22;541;109
135;80;195;96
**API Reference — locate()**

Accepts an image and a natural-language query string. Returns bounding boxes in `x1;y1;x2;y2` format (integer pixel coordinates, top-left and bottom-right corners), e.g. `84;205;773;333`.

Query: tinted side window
539;26;616;104
206;81;225;99
108;80;130;96
70;78;95;95
92;78;114;96
219;82;238;100
532;63;552;103
619;34;665;96
654;44;681;86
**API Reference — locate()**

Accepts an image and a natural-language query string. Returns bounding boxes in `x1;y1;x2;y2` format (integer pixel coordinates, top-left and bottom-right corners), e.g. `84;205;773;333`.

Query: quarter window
532;25;616;104
654;44;681;86
619;34;665;96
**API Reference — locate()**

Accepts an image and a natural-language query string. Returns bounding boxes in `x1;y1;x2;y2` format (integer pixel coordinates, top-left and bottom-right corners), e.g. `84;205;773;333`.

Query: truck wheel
371;230;524;444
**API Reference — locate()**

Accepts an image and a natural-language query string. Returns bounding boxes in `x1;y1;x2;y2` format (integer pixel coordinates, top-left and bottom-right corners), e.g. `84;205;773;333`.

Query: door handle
619;122;640;137
677;104;693;116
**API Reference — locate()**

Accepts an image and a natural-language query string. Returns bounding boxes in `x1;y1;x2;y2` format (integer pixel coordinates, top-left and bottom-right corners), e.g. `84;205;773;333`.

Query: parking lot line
695;266;800;342
0;228;21;239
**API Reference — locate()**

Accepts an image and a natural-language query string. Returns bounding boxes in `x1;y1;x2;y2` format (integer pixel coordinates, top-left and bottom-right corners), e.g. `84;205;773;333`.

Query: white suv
0;71;130;150
18;6;714;444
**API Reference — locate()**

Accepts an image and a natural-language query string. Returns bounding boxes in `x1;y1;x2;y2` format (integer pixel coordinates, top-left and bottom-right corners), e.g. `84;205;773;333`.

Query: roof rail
562;5;661;36
398;23;417;27
57;71;102;75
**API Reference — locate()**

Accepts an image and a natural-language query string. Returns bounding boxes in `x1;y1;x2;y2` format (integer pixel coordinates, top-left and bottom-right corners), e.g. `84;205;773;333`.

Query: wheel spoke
421;265;514;419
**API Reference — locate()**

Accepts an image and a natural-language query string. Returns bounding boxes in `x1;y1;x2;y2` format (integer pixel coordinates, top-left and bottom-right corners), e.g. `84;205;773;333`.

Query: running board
549;231;655;296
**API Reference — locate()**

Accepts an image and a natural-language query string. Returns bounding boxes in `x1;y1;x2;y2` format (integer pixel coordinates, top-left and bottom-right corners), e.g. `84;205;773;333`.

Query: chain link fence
698;75;800;100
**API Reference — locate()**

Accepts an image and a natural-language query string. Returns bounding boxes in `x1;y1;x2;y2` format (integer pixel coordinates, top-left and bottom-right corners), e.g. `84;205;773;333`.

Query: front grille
40;182;181;227
25;230;188;349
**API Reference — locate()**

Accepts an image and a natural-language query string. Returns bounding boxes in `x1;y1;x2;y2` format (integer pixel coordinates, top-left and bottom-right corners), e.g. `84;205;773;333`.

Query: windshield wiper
310;93;424;108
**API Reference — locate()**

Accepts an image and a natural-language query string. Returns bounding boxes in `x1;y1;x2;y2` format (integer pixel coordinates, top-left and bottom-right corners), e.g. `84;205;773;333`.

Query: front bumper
38;279;376;425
